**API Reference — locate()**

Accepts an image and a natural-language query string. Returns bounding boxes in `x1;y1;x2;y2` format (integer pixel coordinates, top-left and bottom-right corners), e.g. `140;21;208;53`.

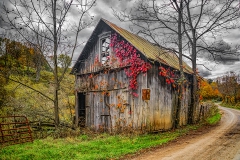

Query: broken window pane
101;37;110;65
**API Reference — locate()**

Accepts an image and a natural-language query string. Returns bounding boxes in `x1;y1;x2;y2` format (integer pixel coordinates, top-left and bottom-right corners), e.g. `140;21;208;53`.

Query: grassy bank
206;112;221;125
220;102;240;110
0;125;212;160
0;104;221;160
205;102;221;125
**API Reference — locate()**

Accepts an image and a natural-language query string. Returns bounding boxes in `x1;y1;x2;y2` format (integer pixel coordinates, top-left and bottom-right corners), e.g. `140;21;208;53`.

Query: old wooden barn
71;18;195;132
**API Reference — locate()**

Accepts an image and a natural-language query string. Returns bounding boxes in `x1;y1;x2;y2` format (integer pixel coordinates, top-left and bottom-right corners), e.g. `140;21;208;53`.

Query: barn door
78;93;86;127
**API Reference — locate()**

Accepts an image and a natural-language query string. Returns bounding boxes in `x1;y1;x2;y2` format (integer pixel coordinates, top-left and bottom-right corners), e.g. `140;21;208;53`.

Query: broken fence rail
0;115;33;147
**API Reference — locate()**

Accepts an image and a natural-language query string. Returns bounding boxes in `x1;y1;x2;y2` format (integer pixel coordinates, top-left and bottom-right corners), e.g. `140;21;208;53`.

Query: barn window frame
98;31;111;66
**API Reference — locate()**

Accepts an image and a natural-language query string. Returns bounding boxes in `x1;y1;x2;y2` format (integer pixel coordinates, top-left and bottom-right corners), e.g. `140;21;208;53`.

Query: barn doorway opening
78;93;86;127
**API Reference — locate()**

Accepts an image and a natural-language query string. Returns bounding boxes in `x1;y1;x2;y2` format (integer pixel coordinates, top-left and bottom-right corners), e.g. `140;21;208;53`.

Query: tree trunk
53;0;60;127
35;53;42;81
54;87;60;127
174;0;184;128
189;30;198;124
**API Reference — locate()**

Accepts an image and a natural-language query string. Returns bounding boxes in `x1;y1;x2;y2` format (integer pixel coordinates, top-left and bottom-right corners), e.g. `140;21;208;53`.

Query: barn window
101;37;110;64
99;32;111;65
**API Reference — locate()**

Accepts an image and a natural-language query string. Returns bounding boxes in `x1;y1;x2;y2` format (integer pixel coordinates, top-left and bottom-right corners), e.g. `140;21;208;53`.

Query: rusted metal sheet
142;89;150;100
0;116;33;147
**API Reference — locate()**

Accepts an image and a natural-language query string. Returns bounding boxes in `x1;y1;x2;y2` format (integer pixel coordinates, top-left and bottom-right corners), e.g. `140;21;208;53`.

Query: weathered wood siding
74;28;192;132
76;65;191;131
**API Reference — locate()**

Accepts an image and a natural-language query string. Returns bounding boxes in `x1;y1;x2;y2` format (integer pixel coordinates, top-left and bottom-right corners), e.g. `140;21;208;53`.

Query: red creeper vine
159;66;176;87
110;33;151;95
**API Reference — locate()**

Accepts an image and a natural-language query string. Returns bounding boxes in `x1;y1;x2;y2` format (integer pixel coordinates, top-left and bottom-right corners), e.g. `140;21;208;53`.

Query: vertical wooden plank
112;90;118;131
142;71;148;131
166;84;173;129
94;91;99;131
91;92;94;129
75;91;79;126
85;93;90;127
153;69;161;130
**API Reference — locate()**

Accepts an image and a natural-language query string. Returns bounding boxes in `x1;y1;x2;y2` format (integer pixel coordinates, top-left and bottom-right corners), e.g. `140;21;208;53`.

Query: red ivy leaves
110;33;151;92
159;66;176;86
89;74;93;78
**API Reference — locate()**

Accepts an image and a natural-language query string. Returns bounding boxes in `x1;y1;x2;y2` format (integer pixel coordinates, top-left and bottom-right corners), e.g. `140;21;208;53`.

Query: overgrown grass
206;112;221;125
201;101;221;125
0;103;221;160
220;102;240;110
0;126;197;160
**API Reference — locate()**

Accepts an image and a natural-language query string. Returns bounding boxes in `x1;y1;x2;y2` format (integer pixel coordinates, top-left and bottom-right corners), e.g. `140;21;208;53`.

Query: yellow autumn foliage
199;80;222;100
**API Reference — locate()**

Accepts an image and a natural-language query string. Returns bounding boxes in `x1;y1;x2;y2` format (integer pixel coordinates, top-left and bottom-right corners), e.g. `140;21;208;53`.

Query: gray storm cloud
1;0;240;78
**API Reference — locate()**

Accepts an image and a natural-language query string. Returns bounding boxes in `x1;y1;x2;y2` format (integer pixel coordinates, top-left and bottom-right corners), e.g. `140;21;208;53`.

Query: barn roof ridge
71;18;193;74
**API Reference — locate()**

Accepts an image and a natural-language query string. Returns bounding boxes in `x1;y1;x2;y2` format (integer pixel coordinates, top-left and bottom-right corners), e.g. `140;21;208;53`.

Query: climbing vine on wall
79;33;180;96
110;33;152;94
159;66;177;87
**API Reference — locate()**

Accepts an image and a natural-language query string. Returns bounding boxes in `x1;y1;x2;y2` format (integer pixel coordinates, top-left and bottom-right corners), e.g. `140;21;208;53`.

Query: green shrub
206;113;221;125
200;102;221;125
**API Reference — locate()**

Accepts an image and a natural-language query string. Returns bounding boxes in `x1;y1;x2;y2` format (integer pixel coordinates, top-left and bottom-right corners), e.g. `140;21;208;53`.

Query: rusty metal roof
102;19;193;74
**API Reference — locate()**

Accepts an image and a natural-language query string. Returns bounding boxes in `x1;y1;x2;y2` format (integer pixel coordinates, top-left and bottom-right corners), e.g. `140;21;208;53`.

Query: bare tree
218;71;240;104
181;0;239;122
113;0;239;123
113;0;192;126
0;0;96;127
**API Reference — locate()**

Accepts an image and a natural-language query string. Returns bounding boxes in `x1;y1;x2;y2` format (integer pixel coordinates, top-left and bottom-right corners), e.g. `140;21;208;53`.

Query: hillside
1;67;75;122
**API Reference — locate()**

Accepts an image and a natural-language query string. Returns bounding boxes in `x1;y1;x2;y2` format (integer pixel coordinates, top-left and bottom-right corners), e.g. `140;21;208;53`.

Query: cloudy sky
78;0;240;79
1;0;240;79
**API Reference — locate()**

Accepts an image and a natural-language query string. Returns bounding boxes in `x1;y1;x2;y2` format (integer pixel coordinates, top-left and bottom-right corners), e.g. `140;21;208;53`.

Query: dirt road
131;105;240;160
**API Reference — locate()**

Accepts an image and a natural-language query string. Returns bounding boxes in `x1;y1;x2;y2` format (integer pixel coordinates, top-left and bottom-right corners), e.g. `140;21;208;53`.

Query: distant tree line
199;72;240;105
217;72;240;104
0;37;48;81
